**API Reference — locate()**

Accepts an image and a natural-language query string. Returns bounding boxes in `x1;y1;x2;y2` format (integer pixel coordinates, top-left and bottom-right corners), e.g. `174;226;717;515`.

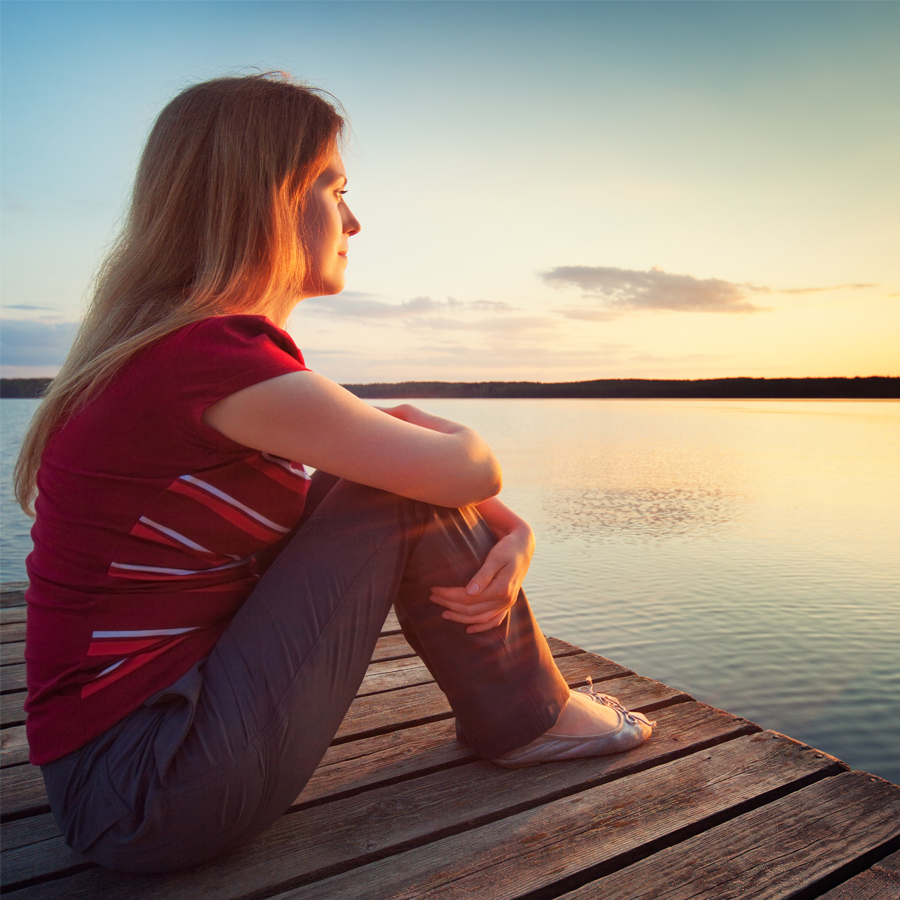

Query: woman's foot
492;678;655;768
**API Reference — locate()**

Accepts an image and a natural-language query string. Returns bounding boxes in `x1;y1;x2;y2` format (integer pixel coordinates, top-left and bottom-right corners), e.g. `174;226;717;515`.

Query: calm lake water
2;397;898;783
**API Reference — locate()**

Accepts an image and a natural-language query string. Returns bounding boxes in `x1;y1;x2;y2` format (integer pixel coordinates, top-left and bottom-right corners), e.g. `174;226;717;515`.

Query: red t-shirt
25;315;310;765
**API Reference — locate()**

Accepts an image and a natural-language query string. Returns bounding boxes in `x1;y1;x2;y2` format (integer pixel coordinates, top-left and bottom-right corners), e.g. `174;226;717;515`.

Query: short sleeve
132;315;310;452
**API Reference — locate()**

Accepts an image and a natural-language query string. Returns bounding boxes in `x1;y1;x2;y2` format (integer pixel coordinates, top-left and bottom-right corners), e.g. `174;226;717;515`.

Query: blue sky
2;1;898;382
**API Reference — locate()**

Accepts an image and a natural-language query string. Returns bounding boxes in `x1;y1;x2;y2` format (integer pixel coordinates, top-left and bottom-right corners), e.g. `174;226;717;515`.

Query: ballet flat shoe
492;678;656;769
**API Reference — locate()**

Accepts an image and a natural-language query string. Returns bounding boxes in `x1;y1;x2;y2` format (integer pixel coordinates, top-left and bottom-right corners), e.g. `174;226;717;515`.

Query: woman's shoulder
161;314;303;362
125;314;308;412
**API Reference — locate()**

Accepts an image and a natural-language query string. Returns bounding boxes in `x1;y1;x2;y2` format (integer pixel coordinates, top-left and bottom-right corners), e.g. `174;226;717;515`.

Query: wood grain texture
1;690;27;727
1;621;26;643
3;586;893;900
0;763;47;818
381;609;401;634
0;606;27;626
2;702;754;898
357;656;437;696
1;641;25;666
1;663;27;693
276;732;844;900
0;585;28;608
370;633;417;662
2;724;29;767
296;719;470;808
559;772;900;900
335;668;685;744
1;812;61;850
357;646;624;698
817;848;900;900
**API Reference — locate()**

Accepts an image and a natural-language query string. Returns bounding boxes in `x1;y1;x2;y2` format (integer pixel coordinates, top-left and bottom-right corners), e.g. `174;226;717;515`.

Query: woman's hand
429;498;535;634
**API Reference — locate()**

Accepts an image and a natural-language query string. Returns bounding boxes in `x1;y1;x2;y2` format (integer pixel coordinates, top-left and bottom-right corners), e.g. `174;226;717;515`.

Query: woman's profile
14;73;653;873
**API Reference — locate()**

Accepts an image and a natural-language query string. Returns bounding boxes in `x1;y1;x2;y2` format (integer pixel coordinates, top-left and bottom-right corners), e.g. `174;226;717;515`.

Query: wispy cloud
408;316;555;334
0;319;78;366
303;293;516;320
3;304;59;312
781;283;878;294
542;265;769;315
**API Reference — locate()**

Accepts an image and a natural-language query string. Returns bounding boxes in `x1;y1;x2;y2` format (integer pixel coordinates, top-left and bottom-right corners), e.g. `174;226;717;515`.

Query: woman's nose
343;206;361;236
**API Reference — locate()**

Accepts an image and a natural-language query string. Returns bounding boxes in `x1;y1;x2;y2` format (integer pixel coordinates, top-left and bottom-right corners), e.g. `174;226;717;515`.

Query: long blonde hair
14;73;343;515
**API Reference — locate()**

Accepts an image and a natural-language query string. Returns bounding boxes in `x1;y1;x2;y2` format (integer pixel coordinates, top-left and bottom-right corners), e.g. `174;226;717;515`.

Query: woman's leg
392;503;569;759
43;479;567;872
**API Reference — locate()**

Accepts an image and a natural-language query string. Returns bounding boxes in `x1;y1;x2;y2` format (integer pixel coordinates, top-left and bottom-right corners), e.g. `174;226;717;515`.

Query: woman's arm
429;496;536;633
203;371;502;508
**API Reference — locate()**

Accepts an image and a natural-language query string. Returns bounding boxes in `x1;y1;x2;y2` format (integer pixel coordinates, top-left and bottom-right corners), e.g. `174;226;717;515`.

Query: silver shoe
493;677;656;769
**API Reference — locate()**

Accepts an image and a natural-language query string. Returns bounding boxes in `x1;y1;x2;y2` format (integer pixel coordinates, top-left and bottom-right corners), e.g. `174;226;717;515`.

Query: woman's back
25;315;309;765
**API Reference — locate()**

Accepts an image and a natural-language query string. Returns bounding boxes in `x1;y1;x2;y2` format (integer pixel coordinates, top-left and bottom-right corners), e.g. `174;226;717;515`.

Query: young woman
15;74;653;873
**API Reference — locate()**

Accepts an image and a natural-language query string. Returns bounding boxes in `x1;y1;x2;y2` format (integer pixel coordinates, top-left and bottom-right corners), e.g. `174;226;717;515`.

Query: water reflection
545;486;737;541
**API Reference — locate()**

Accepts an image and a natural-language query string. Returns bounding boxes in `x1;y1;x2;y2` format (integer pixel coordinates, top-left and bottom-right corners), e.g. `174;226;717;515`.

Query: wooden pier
2;581;899;899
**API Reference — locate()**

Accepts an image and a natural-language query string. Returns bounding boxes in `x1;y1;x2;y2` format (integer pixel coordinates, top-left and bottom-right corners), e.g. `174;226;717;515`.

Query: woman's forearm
475;496;534;543
376;404;503;505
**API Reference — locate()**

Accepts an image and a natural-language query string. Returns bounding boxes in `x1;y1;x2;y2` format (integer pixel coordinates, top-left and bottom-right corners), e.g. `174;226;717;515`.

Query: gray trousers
41;476;570;873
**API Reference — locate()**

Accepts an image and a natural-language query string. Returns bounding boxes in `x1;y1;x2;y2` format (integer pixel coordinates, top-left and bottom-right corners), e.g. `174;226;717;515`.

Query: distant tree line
343;376;899;400
2;375;898;401
1;378;52;398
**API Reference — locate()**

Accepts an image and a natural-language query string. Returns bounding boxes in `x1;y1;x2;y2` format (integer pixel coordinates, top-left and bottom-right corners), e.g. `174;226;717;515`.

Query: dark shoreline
2;375;898;400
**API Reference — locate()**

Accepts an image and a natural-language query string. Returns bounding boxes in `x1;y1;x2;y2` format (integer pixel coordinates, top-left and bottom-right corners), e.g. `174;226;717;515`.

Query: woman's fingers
429;593;508;616
462;553;507;597
438;605;507;626
429;529;533;632
465;610;508;634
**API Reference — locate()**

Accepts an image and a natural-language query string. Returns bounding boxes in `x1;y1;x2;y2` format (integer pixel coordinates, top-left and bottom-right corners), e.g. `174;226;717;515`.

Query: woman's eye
336;190;348;199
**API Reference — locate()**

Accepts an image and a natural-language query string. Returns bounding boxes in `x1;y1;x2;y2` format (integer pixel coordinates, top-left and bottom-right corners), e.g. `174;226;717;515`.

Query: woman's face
299;151;361;298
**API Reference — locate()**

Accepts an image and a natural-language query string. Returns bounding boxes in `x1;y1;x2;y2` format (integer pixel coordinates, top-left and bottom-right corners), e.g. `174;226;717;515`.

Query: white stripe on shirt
178;475;291;533
91;627;200;639
261;453;311;479
139;517;212;553
109;557;251;577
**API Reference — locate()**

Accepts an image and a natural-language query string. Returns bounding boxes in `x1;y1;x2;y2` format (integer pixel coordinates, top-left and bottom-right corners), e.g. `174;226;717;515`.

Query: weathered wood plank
298;719;469;808
558;771;900;900
817;848;900;900
0;606;27;626
0;669;689;822
1;662;27;693
2;724;29;767
275;731;845;900
2;641;25;666
1;689;27;726
1;617;26;638
0;650;637;824
381;609;400;634
0;585;28;608
299;658;676;809
370;633;417;662
335;668;684;745
1;764;47;819
1;837;90;890
2;701;755;898
0;719;464;835
357;656;437;696
1;812;61;850
356;644;614;698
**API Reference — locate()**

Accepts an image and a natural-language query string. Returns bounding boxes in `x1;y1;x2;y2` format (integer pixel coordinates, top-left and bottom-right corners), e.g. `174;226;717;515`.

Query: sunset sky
2;1;898;383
